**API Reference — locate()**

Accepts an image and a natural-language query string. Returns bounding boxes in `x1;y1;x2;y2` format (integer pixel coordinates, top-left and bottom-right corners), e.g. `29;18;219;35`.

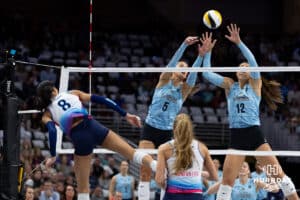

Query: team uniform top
227;83;261;128
231;178;258;200
166;140;204;194
251;171;268;200
145;80;183;130
115;173;134;199
47;92;88;133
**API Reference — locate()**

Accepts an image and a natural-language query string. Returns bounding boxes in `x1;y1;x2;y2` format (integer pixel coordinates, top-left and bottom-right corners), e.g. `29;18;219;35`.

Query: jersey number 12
236;103;245;113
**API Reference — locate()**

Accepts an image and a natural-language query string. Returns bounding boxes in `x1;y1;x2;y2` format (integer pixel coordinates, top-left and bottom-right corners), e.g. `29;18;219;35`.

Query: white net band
56;148;300;157
66;66;300;73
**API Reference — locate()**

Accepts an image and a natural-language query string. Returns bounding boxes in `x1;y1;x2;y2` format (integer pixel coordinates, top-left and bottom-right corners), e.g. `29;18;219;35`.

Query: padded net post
1;96;20;199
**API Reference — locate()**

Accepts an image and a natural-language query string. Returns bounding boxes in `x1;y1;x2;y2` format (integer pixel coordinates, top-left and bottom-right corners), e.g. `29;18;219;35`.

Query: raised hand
225;23;241;44
184;36;199;46
125;113;142;128
45;156;56;170
198;32;217;56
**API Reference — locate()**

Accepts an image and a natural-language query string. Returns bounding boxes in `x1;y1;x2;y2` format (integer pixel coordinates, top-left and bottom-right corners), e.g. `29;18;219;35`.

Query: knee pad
216;184;232;200
150;160;157;172
160;188;165;200
133;151;147;165
279;175;296;197
138;181;150;200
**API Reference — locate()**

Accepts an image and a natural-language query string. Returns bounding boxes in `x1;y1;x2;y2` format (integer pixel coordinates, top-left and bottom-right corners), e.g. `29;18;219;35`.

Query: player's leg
74;154;92;200
216;154;245;200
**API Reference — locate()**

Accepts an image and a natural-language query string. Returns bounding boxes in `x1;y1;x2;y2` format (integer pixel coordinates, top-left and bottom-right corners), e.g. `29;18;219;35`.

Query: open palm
225;23;241;44
198;32;217;56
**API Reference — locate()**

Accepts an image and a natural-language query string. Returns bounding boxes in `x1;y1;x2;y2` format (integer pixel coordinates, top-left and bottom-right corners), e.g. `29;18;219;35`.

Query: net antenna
88;0;93;114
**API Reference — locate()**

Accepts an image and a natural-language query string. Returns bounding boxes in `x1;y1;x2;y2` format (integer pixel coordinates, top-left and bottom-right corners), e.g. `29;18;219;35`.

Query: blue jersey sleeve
202;52;224;87
91;94;127;116
237;42;260;79
167;42;188;68
186;56;203;86
46;121;57;157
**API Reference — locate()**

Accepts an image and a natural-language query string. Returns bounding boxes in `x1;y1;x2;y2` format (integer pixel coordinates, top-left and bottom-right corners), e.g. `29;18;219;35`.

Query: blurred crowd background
0;0;300;199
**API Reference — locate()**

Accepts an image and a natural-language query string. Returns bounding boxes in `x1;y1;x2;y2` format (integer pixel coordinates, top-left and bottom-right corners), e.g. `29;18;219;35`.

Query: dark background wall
1;0;299;34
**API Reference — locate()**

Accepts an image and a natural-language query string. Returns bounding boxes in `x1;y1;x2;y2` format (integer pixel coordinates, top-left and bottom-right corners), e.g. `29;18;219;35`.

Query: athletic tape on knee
133;151;147;165
279;175;296;197
216;184;232;200
78;193;90;200
160;188;165;200
150;160;157;172
138;182;150;200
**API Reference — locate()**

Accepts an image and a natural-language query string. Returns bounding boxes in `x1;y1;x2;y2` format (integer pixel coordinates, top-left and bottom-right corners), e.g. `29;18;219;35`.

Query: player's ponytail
173;113;194;174
261;76;283;111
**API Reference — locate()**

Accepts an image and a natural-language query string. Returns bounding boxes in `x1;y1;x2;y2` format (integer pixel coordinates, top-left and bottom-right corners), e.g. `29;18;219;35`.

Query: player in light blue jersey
201;24;299;200
109;160;135;200
207;162;278;200
36;81;157;200
138;35;213;200
251;161;268;200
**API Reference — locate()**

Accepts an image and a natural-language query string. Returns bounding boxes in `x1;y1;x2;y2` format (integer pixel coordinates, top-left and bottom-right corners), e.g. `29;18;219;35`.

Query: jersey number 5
236;103;245;113
58;99;71;111
162;102;169;111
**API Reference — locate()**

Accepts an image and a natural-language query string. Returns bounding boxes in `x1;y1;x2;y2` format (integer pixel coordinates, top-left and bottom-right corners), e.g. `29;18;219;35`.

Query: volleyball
203;10;222;29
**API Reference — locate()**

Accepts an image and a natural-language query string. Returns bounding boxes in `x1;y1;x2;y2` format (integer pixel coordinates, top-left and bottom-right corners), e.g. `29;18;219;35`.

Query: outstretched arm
159;37;199;84
186;55;203;86
201;32;234;91
225;23;260;79
42;111;57;168
70;90;141;127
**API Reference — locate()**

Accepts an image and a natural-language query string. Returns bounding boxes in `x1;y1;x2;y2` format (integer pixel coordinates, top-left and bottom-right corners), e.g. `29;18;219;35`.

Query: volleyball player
155;113;218;200
109;160;135;200
201;24;299;200
207;161;279;200
36;81;157;200
137;35;211;200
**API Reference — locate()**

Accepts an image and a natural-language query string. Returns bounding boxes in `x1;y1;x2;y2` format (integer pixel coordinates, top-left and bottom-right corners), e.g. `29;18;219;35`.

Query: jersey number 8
58;99;71;111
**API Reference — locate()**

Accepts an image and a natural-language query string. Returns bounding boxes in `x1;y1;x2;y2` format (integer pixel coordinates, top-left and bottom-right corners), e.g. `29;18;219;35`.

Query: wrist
182;42;189;47
49;156;57;160
236;40;242;46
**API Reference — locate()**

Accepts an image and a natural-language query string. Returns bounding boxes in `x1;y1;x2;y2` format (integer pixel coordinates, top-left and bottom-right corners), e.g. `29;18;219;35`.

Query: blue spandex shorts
163;193;203;200
70;117;109;155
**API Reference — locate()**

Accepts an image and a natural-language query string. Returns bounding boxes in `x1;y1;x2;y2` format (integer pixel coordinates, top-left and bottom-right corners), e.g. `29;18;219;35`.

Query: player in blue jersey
36;81;157;200
201;24;299;200
207;161;279;200
137;35;213;200
251;160;268;200
109;160;135;200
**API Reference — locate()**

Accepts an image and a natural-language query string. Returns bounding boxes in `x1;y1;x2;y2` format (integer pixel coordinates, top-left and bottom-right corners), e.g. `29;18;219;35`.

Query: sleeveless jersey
166;140;204;194
115;173;134;199
47;92;88;133
227;82;261;128
251;171;268;200
145;80;183;130
231;178;258;200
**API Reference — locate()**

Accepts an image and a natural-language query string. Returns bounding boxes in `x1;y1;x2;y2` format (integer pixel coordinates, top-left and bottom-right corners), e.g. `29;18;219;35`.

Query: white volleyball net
55;66;300;159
